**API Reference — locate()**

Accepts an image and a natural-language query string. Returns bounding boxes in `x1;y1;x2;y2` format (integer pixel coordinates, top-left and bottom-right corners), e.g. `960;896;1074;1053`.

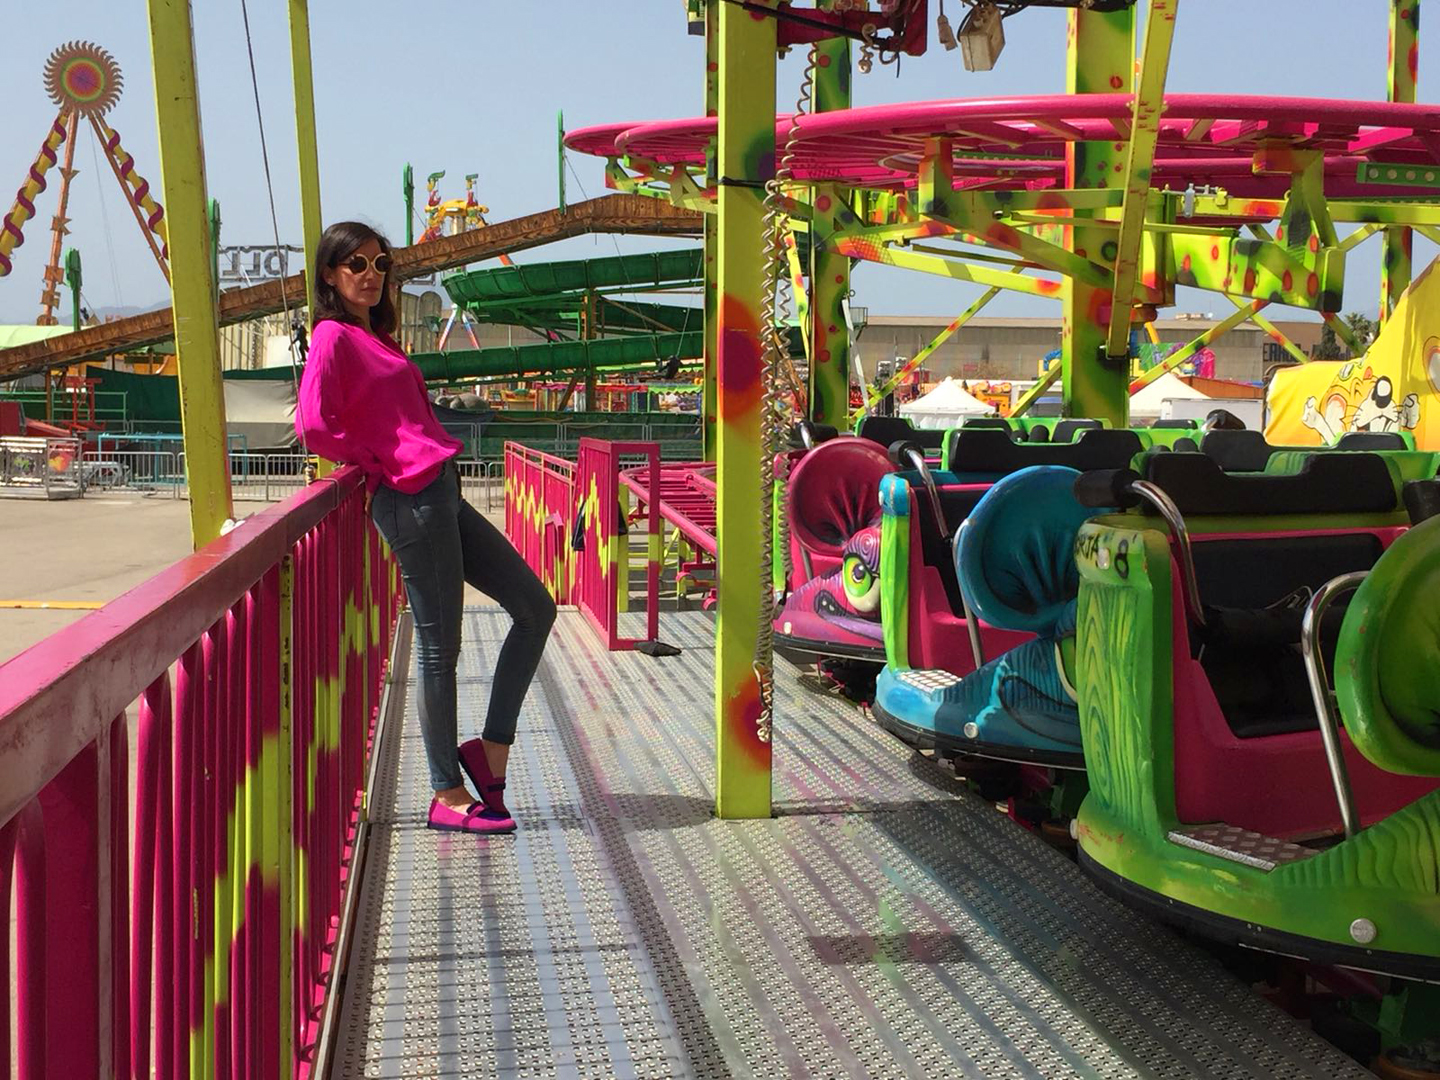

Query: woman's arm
295;324;377;468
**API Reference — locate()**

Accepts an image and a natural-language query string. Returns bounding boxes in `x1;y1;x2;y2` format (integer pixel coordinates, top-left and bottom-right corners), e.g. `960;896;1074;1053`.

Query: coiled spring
754;44;818;745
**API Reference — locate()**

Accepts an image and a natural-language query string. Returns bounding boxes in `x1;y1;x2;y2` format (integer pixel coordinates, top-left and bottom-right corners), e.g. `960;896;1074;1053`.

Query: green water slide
410;331;703;383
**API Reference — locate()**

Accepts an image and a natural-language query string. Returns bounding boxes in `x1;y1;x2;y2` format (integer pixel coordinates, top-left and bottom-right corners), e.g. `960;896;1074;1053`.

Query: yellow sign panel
1267;258;1440;450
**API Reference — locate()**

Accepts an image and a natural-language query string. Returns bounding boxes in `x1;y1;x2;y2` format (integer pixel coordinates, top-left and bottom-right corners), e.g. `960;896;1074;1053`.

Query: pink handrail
0;464;401;1079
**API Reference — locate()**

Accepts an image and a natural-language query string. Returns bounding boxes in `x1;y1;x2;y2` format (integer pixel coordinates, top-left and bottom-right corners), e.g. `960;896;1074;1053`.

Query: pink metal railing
0;465;400;1079
504;441;577;604
504;439;662;650
574;439;660;650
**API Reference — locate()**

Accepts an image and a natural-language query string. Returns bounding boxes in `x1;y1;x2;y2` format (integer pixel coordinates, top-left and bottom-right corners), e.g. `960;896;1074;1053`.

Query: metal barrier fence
69;452;505;507
0;435;85;498
503;442;578;604
455;458;505;512
81;448;187;496
0;465;402;1078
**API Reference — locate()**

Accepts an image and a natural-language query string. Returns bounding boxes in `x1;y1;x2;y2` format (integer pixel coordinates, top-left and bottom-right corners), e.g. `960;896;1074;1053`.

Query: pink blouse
295;319;463;494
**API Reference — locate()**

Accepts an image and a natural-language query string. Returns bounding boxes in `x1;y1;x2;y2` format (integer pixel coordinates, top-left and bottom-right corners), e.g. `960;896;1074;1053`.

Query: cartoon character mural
1267;256;1440;451
780;526;883;645
1299;361;1420;443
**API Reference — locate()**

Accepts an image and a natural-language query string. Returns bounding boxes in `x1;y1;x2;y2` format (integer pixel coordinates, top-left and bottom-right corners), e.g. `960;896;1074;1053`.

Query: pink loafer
458;739;514;820
427;798;516;835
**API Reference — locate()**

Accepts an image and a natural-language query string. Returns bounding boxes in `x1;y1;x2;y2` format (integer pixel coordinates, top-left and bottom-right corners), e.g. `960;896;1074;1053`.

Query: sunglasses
339;252;392;276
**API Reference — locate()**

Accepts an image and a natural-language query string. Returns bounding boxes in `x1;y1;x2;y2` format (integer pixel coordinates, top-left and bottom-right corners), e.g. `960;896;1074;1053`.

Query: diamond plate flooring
334;608;1368;1080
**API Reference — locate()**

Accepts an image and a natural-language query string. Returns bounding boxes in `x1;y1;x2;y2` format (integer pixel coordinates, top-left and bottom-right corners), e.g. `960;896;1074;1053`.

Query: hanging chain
754;44;819;745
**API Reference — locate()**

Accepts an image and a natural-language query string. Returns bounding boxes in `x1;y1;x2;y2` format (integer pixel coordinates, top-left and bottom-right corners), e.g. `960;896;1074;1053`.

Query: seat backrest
946;427;1144;478
957;465;1102;635
1151;418;1200;430
1335;430;1407;451
1027;426;1052;443
1200;429;1273;472
961;417;1012;433
1052;418;1102;443
1335;515;1440;776
1142;451;1399;516
856;416;917;448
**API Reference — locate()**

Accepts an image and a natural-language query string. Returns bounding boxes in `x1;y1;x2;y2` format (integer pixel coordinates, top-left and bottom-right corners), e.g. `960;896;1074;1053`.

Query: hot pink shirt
295;319;462;494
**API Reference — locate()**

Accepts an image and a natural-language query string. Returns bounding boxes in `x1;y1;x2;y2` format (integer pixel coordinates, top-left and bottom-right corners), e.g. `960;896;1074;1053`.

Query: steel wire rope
237;0;306;457
87;134;125;309
754;44;819;744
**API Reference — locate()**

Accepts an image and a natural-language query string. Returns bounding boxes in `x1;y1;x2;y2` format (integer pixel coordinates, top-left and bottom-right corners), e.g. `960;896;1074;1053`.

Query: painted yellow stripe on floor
0;600;106;610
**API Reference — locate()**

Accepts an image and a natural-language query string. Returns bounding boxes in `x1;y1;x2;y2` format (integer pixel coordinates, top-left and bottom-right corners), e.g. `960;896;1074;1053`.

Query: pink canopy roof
566;94;1440;198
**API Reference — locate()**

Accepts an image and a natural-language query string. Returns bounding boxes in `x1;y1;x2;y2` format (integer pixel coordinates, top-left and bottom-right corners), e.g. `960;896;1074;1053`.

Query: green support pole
1063;7;1134;426
289;0;323;318
808;35;851;427
208;197;221;306
1104;0;1178;361
147;0;234;551
702;0;720;459
403;163;415;247
558;109;567;216
64;247;82;332
714;0;775;819
1382;0;1419;322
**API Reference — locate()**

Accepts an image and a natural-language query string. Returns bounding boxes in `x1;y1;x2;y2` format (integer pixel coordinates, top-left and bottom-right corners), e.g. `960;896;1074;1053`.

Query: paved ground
0;485;506;665
0;493;197;664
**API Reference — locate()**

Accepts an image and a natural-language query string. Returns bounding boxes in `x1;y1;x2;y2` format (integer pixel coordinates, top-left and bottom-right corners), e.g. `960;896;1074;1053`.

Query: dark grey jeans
370;460;556;790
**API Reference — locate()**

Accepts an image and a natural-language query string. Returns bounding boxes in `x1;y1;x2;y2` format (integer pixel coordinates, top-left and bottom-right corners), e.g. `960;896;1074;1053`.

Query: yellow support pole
288;0;324;316
714;0;776;820
146;0;234;549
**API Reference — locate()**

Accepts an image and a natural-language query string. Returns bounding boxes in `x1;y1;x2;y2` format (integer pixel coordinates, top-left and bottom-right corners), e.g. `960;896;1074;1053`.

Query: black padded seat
910;487;991;618
1172;437;1199;453
859;415;945;451
1143;452;1398;516
1052;418;1101;443
961;417;1012;433
1027;426;1052;442
1200;429;1273;472
1151;418;1200;430
788;422;839;449
947;427;1144;476
1335;430;1406;451
1191;534;1383;738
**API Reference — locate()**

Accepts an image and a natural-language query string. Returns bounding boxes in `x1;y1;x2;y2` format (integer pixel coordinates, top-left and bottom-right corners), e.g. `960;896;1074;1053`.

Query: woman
296;221;556;835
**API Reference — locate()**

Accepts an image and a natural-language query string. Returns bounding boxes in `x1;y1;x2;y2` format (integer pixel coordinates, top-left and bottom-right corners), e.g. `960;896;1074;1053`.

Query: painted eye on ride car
842;554;880;613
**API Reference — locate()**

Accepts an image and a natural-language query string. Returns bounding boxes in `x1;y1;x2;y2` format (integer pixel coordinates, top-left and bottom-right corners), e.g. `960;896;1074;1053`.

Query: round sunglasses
338;252;392;276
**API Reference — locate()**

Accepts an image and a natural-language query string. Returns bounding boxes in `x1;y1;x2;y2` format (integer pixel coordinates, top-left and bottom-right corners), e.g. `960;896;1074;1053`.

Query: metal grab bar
951;520;986;672
1301;571;1367;839
1129;479;1207;627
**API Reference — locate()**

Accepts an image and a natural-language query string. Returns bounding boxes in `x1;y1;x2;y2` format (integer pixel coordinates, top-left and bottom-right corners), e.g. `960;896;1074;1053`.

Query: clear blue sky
2;2;1435;326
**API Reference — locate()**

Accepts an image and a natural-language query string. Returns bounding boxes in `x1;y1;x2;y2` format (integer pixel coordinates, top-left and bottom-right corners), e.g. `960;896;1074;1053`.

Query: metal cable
754;46;818;744
237;0;305;454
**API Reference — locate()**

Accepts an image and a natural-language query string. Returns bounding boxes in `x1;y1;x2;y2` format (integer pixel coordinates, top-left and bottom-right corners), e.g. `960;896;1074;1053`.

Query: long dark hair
312;220;397;335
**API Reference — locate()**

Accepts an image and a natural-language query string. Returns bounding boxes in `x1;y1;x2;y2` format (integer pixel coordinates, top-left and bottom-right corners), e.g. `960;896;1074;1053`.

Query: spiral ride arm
0;112;68;279
93;115;170;281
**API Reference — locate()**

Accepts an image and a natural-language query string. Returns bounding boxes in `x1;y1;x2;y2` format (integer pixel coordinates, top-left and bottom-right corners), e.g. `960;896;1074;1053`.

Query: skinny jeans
369;460;556;790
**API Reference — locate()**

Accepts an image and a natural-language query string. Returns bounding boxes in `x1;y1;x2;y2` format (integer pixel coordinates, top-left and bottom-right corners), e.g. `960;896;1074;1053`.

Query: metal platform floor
334;608;1369;1080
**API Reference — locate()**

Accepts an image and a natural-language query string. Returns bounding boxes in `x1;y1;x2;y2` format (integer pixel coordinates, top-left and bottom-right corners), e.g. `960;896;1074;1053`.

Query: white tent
898;377;992;429
1129;370;1210;420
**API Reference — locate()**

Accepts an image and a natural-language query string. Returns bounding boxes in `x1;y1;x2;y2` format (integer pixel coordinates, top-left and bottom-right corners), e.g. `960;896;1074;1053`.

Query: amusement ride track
0;194;702;382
